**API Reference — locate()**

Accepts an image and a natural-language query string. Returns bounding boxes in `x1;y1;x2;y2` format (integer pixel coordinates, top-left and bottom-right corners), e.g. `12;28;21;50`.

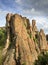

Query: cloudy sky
0;0;48;34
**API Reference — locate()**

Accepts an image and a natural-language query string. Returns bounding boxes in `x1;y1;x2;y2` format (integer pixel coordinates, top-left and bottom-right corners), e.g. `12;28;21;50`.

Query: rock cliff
2;13;48;65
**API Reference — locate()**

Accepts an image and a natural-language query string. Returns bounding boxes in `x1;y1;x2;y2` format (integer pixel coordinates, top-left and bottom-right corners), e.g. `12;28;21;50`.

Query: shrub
24;23;26;27
22;62;26;65
29;33;32;38
0;29;6;48
34;53;48;65
27;30;32;38
33;37;38;43
0;29;6;65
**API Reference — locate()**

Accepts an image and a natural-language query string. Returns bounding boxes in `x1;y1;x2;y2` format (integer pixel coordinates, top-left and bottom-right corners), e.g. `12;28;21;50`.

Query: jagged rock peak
32;19;38;32
39;29;47;51
32;20;36;26
6;13;13;22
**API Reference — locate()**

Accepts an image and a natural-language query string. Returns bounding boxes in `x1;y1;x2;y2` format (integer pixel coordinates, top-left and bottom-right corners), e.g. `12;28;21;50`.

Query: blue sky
0;0;48;34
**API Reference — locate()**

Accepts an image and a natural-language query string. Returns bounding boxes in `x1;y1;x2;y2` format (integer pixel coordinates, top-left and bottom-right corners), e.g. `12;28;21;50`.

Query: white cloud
31;17;48;34
15;0;20;3
0;10;7;14
15;0;22;4
31;8;35;12
21;12;48;34
0;9;12;27
22;8;44;16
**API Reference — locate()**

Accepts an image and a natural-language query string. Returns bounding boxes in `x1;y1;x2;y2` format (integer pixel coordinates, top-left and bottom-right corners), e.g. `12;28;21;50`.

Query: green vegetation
27;30;32;38
34;52;48;65
0;28;6;65
0;29;6;49
29;33;32;38
24;23;26;27
22;62;26;65
33;37;38;43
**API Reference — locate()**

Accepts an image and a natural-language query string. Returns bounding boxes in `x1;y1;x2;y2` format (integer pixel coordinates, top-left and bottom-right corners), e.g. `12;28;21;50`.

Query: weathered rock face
2;13;48;65
32;20;38;38
2;13;12;56
39;29;48;51
23;17;30;29
32;20;38;32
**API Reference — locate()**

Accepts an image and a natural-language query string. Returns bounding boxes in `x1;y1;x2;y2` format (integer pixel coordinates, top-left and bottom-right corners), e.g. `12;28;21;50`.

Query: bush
29;33;32;38
34;53;48;65
27;30;32;38
22;62;26;65
0;29;6;49
0;28;6;65
33;37;38;43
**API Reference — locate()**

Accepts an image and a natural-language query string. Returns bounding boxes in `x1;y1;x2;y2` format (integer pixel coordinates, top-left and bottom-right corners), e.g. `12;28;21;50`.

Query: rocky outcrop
32;20;38;38
39;29;48;51
2;13;48;65
32;20;38;32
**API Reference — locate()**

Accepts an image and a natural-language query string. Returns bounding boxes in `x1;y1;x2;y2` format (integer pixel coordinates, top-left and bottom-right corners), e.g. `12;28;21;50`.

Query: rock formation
32;20;38;38
2;13;48;65
39;29;48;51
